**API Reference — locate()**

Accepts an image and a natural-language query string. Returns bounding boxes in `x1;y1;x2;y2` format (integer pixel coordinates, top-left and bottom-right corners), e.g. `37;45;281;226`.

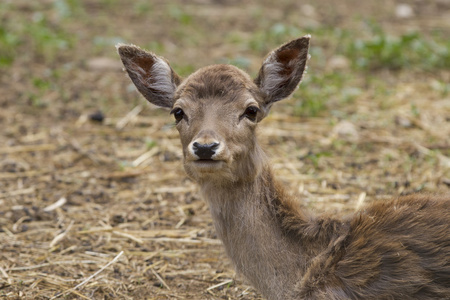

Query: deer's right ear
254;36;310;109
117;44;181;109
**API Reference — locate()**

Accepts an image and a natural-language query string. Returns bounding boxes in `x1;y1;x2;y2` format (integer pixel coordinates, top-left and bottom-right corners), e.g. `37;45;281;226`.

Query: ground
0;0;449;299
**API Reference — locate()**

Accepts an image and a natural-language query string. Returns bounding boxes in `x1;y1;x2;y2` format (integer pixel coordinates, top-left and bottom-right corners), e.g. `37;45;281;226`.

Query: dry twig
50;251;124;300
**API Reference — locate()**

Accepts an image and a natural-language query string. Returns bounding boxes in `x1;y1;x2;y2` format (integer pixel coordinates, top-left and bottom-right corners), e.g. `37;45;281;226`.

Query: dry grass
1;0;449;299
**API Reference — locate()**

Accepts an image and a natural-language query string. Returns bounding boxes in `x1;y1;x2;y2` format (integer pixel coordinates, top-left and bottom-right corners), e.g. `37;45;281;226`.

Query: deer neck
199;160;309;299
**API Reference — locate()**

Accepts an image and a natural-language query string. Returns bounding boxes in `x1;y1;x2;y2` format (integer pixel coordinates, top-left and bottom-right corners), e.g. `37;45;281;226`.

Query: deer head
117;36;310;184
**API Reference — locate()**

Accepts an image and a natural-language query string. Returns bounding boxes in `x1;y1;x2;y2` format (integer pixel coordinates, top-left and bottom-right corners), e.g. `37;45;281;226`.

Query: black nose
193;142;219;160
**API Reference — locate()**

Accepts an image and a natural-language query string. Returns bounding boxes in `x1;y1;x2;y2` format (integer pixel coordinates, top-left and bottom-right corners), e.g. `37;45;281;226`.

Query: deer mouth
192;159;223;169
194;159;221;164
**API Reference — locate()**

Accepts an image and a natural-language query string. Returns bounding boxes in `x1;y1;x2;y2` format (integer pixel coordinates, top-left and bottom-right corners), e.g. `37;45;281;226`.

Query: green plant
345;25;450;70
0;25;20;67
172;63;196;77
167;4;192;25
305;151;332;168
25;13;75;62
293;72;358;117
410;103;420;117
134;1;153;15
144;41;165;54
53;0;85;19
249;23;303;54
145;138;157;150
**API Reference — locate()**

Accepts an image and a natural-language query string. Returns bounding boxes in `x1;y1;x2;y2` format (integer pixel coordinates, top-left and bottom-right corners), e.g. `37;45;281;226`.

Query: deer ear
254;36;310;107
117;44;181;108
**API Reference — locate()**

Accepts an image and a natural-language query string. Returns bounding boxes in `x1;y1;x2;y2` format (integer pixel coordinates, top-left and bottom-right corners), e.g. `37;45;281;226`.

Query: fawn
117;36;450;299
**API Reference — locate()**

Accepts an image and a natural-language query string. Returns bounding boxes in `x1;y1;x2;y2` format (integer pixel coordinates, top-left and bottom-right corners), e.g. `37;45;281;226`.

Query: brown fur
118;37;450;299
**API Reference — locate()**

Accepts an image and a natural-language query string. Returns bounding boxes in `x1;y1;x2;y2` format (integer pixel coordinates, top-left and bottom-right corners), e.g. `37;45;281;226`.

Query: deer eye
170;108;185;123
243;106;260;122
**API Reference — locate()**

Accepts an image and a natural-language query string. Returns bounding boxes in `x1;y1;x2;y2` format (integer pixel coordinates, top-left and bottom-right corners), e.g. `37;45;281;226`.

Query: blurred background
0;0;449;298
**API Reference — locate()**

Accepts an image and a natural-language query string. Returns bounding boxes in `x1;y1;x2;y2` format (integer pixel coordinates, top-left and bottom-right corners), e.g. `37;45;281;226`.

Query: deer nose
192;142;220;160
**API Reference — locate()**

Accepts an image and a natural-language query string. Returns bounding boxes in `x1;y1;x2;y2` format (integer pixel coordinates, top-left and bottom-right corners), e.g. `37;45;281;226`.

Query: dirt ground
0;0;449;299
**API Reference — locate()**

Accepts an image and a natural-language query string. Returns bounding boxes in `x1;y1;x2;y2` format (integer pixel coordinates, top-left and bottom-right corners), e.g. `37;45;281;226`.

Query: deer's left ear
254;36;310;108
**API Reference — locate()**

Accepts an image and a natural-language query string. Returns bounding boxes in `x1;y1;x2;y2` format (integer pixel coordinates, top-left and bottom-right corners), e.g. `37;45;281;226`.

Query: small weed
0;3;78;66
25;13;75;63
305;151;332;168
144;41;165;54
172;64;196;77
145;138;157;150
0;25;20;67
33;78;51;91
53;0;85;19
27;76;54;108
134;1;153;16
167;4;193;25
249;23;303;54
293;72;356;117
410;103;420;117
226;281;234;289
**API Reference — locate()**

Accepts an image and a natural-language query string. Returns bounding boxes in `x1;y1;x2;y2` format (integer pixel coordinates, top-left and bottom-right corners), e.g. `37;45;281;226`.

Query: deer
117;36;450;299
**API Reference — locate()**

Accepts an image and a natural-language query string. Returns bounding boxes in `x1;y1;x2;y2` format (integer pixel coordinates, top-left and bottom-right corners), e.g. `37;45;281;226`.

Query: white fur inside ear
125;54;175;96
259;53;285;96
146;57;176;95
